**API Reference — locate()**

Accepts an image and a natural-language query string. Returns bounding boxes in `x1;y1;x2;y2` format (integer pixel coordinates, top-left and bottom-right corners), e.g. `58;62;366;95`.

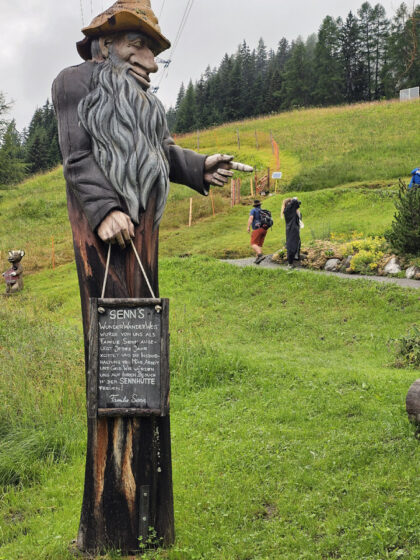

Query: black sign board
88;298;170;417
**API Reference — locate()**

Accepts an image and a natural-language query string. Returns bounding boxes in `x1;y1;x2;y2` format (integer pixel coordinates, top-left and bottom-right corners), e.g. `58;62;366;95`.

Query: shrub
385;182;420;256
390;326;420;368
349;249;385;274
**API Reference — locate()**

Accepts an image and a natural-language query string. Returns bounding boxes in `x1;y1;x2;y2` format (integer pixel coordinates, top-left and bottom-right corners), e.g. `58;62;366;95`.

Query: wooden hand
204;154;253;186
97;210;135;248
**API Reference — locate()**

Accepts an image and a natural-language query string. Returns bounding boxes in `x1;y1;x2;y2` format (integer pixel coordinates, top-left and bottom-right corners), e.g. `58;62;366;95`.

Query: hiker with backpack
408;167;420;189
247;200;273;264
281;197;303;269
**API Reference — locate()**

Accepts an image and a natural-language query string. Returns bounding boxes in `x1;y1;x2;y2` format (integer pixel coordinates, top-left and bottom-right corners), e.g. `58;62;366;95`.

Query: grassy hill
0;99;419;559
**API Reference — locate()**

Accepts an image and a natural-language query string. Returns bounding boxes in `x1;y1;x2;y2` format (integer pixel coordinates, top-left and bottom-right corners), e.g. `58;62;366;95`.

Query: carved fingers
208;167;234;186
204;154;234;170
230;161;254;172
97;211;135;249
204;153;253;187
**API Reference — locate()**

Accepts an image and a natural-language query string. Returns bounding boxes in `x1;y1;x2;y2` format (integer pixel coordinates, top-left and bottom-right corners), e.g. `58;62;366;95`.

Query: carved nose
131;49;158;75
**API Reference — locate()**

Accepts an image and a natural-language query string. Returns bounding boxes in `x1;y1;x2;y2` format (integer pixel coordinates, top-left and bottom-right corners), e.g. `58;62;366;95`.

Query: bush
349;249;384;274
385;182;420;256
390;325;420;368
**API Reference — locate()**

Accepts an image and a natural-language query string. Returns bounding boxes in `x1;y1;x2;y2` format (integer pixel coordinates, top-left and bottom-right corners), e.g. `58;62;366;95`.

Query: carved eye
130;38;145;49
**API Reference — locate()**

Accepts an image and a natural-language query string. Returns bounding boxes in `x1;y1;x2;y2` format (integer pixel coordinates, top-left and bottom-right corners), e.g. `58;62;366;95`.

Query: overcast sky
0;0;401;130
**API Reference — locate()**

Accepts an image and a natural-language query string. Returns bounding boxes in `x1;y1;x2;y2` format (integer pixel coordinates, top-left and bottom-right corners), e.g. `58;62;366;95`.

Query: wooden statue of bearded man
52;0;252;554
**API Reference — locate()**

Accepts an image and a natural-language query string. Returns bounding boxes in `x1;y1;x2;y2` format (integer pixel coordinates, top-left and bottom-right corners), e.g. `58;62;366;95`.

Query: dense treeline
167;2;420;133
0;99;60;188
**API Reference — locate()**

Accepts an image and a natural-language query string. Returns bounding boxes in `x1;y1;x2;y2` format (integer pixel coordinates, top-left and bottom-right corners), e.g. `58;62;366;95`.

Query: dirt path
222;257;420;290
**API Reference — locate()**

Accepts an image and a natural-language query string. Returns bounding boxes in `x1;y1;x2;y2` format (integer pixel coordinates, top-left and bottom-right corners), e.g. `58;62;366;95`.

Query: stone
340;255;352;272
406;265;420;279
324;258;341;272
384;257;401;275
406;379;420;425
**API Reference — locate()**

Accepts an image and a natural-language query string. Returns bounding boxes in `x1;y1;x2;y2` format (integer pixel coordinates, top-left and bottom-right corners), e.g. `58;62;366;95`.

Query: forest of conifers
0;1;418;187
167;2;420;133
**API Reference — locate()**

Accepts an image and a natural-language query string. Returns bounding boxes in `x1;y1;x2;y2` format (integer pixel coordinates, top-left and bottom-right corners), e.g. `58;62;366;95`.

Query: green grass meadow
0;99;419;559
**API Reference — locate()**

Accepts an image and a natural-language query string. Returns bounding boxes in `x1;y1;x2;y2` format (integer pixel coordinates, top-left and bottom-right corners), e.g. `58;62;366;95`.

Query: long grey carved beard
77;58;170;226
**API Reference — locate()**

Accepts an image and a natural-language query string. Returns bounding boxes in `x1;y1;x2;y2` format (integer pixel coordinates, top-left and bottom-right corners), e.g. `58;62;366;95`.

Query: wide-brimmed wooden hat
76;0;171;60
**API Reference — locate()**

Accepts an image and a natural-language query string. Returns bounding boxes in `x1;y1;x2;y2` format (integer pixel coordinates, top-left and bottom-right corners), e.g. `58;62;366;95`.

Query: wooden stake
189;197;193;227
210;190;215;216
52;236;56;270
250;177;254;197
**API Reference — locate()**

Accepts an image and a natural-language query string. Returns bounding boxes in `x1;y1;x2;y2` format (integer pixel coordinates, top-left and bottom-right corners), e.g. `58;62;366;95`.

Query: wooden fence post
52;237;56;270
250;177;254;197
237;179;241;204
189;198;193;227
210;190;215;216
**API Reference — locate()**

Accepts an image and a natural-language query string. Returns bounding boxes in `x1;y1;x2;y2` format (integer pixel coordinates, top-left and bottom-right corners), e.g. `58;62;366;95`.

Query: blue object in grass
408;167;420;189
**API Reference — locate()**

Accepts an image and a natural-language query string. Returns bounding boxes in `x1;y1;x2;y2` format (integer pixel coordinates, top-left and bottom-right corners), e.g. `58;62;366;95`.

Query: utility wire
158;0;167;19
155;0;195;90
79;0;85;25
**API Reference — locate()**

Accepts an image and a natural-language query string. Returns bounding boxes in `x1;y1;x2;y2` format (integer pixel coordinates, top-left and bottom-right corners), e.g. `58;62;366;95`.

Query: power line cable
154;0;195;91
158;0;167;19
79;0;85;25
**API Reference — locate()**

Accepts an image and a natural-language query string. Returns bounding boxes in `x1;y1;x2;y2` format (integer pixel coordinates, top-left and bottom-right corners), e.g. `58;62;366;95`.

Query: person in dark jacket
281;197;302;268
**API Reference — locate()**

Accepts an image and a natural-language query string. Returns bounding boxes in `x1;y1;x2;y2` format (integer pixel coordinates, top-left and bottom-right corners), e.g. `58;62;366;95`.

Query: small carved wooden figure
2;250;25;295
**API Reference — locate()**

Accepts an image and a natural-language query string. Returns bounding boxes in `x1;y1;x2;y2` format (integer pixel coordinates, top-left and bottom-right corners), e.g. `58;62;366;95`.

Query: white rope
129;239;156;299
101;243;112;299
101;242;156;300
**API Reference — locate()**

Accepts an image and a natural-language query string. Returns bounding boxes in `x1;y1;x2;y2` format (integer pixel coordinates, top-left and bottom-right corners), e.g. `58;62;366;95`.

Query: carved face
8;250;25;263
100;32;158;90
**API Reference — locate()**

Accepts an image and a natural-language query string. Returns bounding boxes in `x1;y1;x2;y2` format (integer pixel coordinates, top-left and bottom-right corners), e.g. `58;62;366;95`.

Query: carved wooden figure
52;0;252;554
2;250;25;295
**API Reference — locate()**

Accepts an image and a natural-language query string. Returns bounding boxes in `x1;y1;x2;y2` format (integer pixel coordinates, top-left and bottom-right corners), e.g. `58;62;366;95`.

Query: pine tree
370;4;389;99
358;2;376;99
175;81;196;133
314;16;345;105
0;120;26;187
26;128;50;173
25;101;61;172
0;92;11;143
386;182;420;255
281;38;313;109
340;12;359;102
238;41;255;118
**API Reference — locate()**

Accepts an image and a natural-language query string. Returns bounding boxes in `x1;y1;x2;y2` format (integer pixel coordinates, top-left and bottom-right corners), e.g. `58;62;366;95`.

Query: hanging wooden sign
87;298;170;418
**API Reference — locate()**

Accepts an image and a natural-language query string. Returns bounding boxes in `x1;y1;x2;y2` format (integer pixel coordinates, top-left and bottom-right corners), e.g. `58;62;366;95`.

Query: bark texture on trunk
67;188;174;554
